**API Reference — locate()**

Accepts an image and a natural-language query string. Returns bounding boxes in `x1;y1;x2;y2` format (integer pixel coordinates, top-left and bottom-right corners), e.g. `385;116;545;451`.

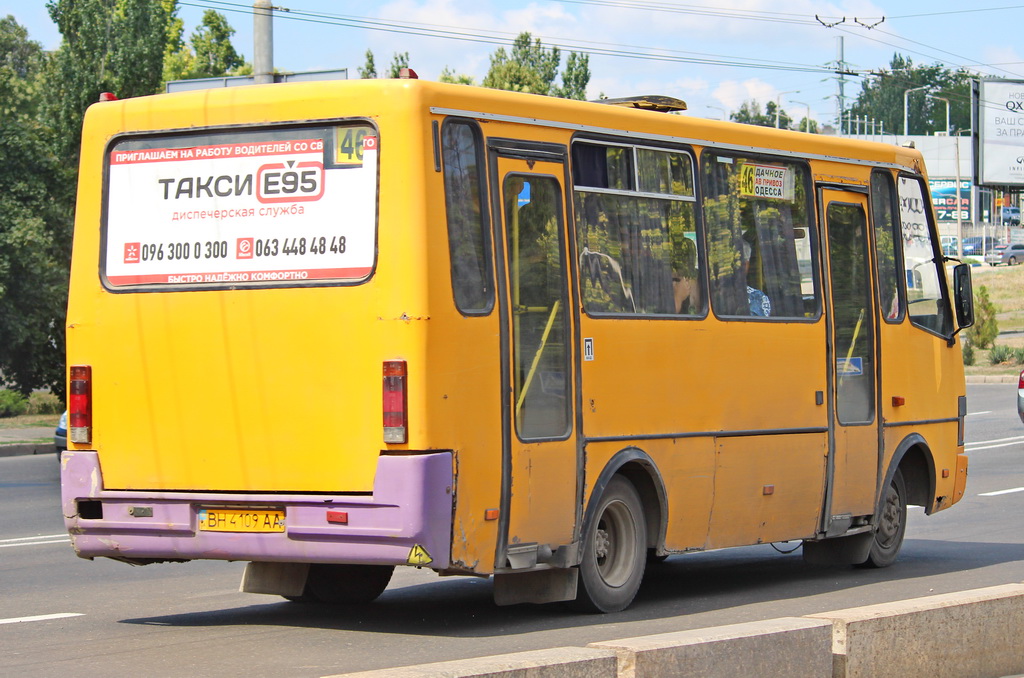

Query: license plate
198;507;285;533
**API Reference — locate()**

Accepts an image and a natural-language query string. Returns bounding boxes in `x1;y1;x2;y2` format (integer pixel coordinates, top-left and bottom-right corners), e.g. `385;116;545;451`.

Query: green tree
44;0;169;162
190;10;245;78
387;51;409;78
358;48;376;79
730;99;793;129
483;32;589;99
0;15;47;119
357;50;411;78
163;8;249;84
848;54;972;135
795;116;819;134
0;17;72;396
967;284;999;349
558;51;590;100
161;0;186;80
439;66;475;85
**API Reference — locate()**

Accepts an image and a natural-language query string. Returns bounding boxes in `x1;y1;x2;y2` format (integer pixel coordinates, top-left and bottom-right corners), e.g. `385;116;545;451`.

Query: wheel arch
584;446;667;554
885;433;936;515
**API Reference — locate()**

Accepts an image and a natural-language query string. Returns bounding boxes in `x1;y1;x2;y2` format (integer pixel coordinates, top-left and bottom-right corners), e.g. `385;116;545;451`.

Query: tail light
69;365;92;444
383;360;407;444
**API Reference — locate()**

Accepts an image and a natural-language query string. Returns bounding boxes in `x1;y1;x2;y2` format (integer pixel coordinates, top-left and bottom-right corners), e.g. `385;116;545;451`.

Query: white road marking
0;534;70;549
0;613;83;625
966;411;992;416
965;435;1024;452
979;487;1024;497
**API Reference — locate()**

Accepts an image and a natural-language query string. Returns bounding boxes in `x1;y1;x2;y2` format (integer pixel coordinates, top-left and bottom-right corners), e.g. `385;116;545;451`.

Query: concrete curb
325;583;1024;678
965;374;1018;383
589;617;832;678
807;583;1024;678
0;443;55;458
321;647;619;678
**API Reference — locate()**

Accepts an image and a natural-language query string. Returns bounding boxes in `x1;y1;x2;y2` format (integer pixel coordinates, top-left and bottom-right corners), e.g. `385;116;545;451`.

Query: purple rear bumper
61;450;453;569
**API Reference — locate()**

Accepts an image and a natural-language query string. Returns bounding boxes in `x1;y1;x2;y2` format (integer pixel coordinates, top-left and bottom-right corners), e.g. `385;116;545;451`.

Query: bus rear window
102;124;378;290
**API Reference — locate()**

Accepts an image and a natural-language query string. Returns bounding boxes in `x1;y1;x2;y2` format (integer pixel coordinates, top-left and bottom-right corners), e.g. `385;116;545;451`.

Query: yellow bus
62;77;974;613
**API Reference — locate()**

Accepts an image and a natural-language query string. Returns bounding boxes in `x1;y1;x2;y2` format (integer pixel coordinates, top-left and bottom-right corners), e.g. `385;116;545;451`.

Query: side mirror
953;263;974;330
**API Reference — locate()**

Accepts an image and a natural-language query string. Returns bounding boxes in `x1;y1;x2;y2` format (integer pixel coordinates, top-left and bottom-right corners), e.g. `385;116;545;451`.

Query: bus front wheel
285;564;394;604
861;468;908;568
571;475;647;613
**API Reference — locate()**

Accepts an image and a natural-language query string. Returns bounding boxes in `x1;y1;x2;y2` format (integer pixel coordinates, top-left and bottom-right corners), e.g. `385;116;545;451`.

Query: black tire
285;564;394;604
1011;257;1018;266
861;468;907;568
571;475;646;613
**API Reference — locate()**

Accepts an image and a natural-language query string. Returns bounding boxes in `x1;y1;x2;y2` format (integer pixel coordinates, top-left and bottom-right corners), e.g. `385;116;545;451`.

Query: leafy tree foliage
560;51;590;101
483;32;590;99
44;0;169;162
967;285;999;350
730;99;794;129
357;50;411;78
439;66;475;85
0;16;72;396
387;51;409;78
0;15;47;119
163;7;249;84
848;54;972;135
358;48;376;79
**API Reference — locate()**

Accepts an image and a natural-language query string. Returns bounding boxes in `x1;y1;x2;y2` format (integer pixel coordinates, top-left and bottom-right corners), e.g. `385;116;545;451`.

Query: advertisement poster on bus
103;126;377;289
928;178;972;222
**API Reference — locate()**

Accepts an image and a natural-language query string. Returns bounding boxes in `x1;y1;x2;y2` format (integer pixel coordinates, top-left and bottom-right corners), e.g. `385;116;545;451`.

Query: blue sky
6;1;1024;124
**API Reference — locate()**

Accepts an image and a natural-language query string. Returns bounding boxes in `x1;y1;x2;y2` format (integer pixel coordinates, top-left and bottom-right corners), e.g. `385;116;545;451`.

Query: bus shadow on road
118;537;1024;637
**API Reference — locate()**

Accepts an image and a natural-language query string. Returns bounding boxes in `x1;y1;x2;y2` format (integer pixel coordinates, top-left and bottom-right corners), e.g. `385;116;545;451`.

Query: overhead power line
180;0;868;77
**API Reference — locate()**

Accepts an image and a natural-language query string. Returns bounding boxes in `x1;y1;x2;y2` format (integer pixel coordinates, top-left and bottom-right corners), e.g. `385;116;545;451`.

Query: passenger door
489;142;580;571
820;188;880;529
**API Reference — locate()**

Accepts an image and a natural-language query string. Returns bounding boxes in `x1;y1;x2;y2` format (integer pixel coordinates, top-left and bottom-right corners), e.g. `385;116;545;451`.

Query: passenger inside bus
672;238;700;314
742;238;772;316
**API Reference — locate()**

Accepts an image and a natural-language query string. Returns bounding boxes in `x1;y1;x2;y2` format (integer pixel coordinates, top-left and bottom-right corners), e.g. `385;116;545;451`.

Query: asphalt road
3;383;1023;677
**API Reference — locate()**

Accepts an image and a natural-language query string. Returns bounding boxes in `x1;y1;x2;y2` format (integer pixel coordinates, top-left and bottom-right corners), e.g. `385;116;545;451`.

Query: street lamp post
903;85;929;136
789;100;811;132
926;94;950;135
775;90;800;128
705;105;726;120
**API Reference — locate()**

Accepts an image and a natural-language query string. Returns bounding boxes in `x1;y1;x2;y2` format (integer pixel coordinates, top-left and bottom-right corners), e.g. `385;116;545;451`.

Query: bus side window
897;175;953;336
572;141;700;317
441;120;493;314
870;170;904;322
701;153;817;320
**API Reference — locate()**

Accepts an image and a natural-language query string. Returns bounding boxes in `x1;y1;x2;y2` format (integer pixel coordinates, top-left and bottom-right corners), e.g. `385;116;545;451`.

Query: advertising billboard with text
976;79;1024;186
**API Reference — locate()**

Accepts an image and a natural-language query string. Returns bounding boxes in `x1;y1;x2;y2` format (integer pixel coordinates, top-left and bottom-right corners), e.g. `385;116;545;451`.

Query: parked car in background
962;236;999;257
985;243;1024;265
1003;206;1021;225
55;410;67;456
941;235;959;256
1018;370;1024;424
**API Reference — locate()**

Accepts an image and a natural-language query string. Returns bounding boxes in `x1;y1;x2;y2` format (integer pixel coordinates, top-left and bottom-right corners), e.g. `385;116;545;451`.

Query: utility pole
836;37;848;134
254;0;274;85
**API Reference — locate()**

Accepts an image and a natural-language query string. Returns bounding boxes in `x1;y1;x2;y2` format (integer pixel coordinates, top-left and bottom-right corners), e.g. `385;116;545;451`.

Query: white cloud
712;78;778;110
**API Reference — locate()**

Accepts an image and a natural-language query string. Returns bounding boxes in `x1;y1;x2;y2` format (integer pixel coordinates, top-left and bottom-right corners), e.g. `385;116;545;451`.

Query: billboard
976;79;1024;186
928;178;971;222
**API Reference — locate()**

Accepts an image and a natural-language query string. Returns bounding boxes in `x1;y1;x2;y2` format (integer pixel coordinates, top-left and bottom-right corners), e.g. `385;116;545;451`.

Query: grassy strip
0;414;60;429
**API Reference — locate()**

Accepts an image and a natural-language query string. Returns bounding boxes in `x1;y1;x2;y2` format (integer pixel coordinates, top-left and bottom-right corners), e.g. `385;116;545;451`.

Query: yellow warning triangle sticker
407;544;433;566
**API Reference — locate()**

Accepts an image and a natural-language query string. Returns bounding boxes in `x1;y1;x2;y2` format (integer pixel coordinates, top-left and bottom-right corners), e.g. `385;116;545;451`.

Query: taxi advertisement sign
103;127;377;289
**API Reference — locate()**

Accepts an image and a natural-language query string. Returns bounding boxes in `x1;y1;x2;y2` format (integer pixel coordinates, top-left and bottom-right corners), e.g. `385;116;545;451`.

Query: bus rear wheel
861;468;907;568
285;564;394;604
571;475;646;613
